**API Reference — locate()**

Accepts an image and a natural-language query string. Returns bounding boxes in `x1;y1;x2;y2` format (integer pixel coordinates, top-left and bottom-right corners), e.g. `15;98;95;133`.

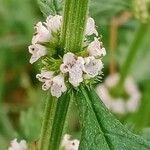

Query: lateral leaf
75;86;150;150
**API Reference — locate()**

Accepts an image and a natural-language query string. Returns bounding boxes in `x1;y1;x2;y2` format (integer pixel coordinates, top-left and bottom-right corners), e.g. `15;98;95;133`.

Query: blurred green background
0;0;150;149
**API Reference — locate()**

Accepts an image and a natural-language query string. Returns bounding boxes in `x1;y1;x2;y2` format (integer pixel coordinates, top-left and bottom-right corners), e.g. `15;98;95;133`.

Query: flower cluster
96;73;141;114
61;134;79;150
28;15;106;98
8;139;27;150
133;0;150;23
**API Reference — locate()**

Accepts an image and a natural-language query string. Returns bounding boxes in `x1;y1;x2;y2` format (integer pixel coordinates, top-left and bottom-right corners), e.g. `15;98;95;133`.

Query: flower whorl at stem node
96;73;141;114
28;15;106;98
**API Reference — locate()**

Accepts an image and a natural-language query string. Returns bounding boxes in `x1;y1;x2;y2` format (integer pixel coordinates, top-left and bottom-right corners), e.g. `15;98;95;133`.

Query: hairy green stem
39;0;89;149
119;23;149;85
38;94;57;150
48;92;71;150
60;0;89;53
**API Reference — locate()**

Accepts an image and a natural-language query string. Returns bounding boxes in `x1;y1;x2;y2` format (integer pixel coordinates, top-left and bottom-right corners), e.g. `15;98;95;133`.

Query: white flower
83;56;103;78
111;99;126;114
97;85;126;114
46;15;62;33
68;57;84;87
32;22;51;44
62;134;79;150
50;74;67;98
105;73;119;88
125;77;141;112
36;70;54;91
85;17;98;36
36;70;54;82
87;37;106;57
37;71;66;97
126;96;140;112
42;80;52;91
8;139;27;150
96;85;112;109
96;73;141;114
60;52;84;87
60;52;77;73
28;44;47;64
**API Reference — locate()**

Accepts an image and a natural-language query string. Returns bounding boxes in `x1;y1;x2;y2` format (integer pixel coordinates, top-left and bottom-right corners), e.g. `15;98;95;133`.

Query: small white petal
8;139;27;150
28;44;47;64
36;70;54;91
51;75;67;98
126;97;140;112
83;56;103;78
68;57;84;87
60;64;69;73
85;17;98;36
42;80;52;91
97;73;141;114
87;37;106;57
36;70;54;82
32;22;51;44
46;15;62;33
62;134;79;150
60;52;76;73
105;73;120;88
111;99;126;114
60;53;84;87
125;77;140;96
63;52;77;65
62;134;71;144
124;77;141;112
69;65;83;87
96;85;112;109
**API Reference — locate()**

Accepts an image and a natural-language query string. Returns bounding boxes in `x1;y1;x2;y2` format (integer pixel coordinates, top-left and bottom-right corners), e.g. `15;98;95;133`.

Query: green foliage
90;0;131;25
0;0;150;149
118;23;150;83
19;89;44;141
126;82;150;131
38;0;63;16
141;128;150;141
76;86;150;149
0;108;16;139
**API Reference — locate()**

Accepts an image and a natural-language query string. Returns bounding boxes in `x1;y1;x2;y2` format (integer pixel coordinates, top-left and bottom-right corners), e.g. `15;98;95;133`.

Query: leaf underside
75;86;150;150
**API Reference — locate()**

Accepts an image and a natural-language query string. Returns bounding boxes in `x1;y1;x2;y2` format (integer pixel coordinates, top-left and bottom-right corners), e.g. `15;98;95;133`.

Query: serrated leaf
37;0;63;16
75;86;150;150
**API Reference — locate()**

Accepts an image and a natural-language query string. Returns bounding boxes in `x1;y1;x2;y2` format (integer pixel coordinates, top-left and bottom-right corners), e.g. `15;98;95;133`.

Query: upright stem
39;0;89;149
38;94;57;150
60;0;89;53
48;92;71;150
119;23;148;85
